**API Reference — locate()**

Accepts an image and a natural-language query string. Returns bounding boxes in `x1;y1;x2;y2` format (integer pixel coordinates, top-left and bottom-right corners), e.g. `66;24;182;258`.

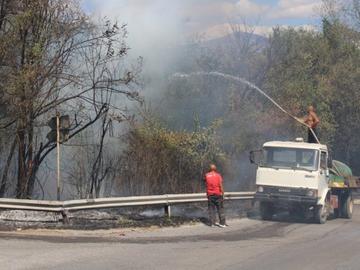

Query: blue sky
252;0;321;26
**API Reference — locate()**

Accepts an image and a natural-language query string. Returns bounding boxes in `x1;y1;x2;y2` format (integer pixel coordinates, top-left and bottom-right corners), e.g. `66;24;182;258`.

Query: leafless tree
0;0;142;198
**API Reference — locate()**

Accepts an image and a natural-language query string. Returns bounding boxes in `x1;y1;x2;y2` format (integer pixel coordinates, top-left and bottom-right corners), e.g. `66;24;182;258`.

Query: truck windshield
261;147;319;171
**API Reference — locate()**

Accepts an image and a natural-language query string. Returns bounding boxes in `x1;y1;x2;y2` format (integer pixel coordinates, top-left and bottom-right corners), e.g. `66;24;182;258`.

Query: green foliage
117;118;226;195
265;20;360;171
264;27;337;145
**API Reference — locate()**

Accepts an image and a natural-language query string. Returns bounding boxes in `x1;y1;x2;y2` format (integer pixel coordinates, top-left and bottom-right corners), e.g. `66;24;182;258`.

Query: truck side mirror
250;150;263;165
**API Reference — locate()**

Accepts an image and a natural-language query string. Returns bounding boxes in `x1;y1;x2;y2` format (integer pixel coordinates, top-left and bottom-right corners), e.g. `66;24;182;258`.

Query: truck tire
315;193;331;224
315;204;328;224
341;195;353;219
259;202;274;221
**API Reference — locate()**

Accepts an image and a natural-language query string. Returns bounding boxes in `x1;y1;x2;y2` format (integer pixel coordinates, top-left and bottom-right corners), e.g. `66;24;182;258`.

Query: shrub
116;119;226;195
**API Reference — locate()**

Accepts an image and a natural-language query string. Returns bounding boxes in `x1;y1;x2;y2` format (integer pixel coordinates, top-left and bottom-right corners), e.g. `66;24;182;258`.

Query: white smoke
83;0;186;74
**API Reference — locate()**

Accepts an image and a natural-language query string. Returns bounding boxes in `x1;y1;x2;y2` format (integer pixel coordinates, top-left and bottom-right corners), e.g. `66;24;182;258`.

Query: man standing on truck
205;164;227;228
298;105;320;143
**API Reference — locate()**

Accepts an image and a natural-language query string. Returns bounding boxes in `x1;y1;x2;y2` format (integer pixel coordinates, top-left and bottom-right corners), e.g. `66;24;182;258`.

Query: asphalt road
1;209;360;270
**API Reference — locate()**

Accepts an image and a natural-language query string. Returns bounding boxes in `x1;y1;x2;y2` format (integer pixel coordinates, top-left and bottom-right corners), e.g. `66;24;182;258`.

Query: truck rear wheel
259;202;274;221
341;195;353;219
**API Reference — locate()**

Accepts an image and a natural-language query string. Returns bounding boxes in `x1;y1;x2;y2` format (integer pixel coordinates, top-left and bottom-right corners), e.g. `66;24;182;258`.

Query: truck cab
251;139;354;224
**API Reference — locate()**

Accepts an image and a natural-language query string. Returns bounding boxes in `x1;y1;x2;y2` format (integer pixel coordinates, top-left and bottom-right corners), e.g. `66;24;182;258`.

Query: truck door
320;151;328;178
318;151;330;204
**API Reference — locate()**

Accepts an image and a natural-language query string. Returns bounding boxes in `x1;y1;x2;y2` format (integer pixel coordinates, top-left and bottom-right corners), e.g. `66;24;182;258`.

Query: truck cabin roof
263;141;328;152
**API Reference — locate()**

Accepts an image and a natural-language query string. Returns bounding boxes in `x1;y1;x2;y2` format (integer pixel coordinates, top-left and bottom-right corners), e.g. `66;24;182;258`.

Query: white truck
250;138;359;224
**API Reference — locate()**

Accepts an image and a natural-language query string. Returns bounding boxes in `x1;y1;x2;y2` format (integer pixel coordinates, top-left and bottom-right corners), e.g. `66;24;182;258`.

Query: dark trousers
208;195;226;225
308;128;318;143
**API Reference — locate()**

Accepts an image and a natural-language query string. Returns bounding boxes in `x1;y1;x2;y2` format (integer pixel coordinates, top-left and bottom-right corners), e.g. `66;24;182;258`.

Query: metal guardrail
1;192;359;222
0;192;256;217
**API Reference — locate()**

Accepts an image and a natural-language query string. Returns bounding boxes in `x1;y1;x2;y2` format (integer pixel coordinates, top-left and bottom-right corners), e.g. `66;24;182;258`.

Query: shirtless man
298;106;320;143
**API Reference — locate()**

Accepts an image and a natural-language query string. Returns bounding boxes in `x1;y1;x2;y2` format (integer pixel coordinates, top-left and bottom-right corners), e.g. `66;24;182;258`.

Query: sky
81;0;323;77
82;0;322;39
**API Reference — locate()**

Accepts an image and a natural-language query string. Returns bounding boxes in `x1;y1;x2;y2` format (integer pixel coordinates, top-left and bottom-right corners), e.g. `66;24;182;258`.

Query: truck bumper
255;192;318;204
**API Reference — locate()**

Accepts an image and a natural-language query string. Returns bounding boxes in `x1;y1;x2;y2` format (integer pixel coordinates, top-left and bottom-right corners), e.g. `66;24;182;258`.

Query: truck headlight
306;190;317;197
257;186;264;193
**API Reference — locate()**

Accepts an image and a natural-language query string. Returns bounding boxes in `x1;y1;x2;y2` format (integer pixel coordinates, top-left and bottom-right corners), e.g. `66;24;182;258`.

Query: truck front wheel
315;204;328;224
259;202;274;221
341;195;353;219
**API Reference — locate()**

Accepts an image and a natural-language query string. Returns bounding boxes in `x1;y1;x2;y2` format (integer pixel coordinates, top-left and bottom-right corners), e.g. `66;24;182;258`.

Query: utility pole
56;112;61;201
47;113;70;200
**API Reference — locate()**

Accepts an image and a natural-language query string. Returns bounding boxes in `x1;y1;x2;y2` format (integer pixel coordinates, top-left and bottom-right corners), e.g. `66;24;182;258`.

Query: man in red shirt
205;164;226;227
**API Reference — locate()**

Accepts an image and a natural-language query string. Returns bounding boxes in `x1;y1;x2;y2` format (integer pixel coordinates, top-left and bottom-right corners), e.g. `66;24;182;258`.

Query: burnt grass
0;201;252;231
0;215;202;231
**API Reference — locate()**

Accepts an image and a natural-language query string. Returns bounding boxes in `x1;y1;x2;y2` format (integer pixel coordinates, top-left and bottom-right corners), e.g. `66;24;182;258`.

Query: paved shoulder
1;213;360;270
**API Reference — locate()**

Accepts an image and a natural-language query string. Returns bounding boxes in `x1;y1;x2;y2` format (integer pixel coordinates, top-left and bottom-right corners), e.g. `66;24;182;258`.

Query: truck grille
262;186;311;196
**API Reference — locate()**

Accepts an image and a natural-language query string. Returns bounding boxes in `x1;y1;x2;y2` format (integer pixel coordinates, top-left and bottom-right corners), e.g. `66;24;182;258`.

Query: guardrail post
61;209;69;224
164;205;171;218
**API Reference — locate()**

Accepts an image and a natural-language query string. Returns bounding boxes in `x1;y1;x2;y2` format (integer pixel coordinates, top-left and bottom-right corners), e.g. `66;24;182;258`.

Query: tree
0;0;142;198
321;17;360;167
264;27;337;145
264;10;360;172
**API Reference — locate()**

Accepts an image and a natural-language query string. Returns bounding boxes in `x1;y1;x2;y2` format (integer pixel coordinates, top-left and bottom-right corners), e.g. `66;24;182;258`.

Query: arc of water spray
172;71;320;144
